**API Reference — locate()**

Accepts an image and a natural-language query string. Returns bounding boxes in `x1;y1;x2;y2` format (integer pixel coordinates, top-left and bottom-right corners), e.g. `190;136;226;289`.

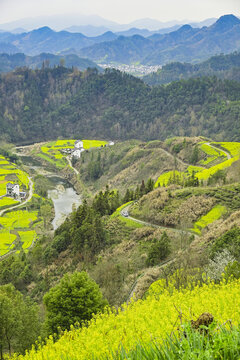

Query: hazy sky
0;0;239;24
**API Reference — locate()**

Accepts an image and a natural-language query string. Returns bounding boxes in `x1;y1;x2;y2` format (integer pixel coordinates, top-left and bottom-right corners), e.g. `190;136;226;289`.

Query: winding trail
126;258;175;303
66;156;80;176
121;205;198;238
124;142;233;303
160;148;190;167
205;142;231;160
122;204;198;303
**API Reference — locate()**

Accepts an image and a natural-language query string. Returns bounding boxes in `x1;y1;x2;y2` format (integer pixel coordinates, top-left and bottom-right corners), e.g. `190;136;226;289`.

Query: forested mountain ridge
143;52;240;85
0;67;240;144
0;53;100;73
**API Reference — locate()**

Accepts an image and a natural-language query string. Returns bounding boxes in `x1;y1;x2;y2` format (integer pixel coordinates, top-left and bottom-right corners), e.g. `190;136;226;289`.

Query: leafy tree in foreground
0;284;40;359
43;271;108;334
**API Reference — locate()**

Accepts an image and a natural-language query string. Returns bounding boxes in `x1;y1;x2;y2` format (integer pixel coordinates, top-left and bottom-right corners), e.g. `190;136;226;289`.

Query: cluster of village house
6;183;26;200
61;140;85;158
61;140;114;158
4;140;115;200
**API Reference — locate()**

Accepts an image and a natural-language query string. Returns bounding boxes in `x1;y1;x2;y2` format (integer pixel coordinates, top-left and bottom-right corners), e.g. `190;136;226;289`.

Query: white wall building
6;183;20;197
72;148;85;158
75;141;84;149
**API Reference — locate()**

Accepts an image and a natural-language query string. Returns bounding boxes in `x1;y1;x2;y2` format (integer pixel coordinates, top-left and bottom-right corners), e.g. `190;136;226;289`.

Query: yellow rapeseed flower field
14;278;240;360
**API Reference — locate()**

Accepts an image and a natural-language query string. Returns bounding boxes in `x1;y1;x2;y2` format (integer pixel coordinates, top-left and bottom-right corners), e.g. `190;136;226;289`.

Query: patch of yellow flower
14;277;240;360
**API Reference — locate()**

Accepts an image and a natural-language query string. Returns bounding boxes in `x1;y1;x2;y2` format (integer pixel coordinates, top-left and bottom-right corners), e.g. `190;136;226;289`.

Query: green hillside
143;52;240;85
12;278;240;359
0;53;101;73
0;67;240;144
1;137;240;358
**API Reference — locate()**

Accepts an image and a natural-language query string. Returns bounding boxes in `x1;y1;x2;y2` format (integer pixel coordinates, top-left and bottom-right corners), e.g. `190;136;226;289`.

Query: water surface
48;186;81;230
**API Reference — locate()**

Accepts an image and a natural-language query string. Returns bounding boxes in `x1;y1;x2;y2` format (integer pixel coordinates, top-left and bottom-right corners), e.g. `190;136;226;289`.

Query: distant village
61;140;114;158
98;64;162;76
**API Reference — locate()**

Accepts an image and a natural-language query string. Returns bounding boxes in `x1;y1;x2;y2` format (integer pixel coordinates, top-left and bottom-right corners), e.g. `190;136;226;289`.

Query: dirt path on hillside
160;148;191;167
66;156;80;176
206;142;231;160
126;258;175;303
121;205;198;238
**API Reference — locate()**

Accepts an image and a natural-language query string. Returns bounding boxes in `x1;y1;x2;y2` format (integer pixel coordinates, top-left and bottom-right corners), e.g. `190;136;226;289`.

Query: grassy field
82;139;108;149
0;208;40;255
195;156;239;180
187;165;204;175
199;143;226;165
0;210;38;228
0;197;19;209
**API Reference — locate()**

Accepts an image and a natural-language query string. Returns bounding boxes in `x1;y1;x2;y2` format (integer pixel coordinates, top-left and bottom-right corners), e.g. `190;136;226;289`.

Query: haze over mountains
0;14;239;66
0;14;217;35
78;15;240;65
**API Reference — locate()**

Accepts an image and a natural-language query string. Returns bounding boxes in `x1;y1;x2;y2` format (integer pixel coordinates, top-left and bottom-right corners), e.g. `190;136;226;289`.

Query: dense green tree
146;232;171;266
144;52;240;85
207;169;226;185
190;146;199;165
146;178;154;193
43;271;108;334
0;68;240;143
92;187;120;216
0;284;40;358
210;227;240;259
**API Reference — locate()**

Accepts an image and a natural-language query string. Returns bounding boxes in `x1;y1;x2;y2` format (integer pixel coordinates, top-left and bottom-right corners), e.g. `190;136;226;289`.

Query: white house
6;183;20;197
72;148;85;158
74;141;84;149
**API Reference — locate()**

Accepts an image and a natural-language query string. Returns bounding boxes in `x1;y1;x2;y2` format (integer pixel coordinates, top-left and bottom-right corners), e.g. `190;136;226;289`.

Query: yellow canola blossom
214;142;240;157
14;278;240;360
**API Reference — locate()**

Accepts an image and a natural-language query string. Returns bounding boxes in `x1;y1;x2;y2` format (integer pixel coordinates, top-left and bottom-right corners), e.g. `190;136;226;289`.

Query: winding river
15;152;82;230
48;183;81;230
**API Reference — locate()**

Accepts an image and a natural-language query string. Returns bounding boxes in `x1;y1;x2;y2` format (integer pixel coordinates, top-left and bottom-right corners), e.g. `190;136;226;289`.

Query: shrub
146;231;171;266
43;271;108;334
210;227;240;259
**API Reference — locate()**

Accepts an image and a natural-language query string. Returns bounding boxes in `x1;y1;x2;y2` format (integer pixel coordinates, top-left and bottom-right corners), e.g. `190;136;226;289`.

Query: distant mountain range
78;15;240;65
0;15;239;65
0;14;217;34
0;27;118;55
0;53;100;73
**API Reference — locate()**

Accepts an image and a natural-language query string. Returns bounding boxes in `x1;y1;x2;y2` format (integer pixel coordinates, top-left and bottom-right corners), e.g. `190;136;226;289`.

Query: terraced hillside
33;139;109;169
155;140;240;187
2;137;240;360
0;154;43;256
